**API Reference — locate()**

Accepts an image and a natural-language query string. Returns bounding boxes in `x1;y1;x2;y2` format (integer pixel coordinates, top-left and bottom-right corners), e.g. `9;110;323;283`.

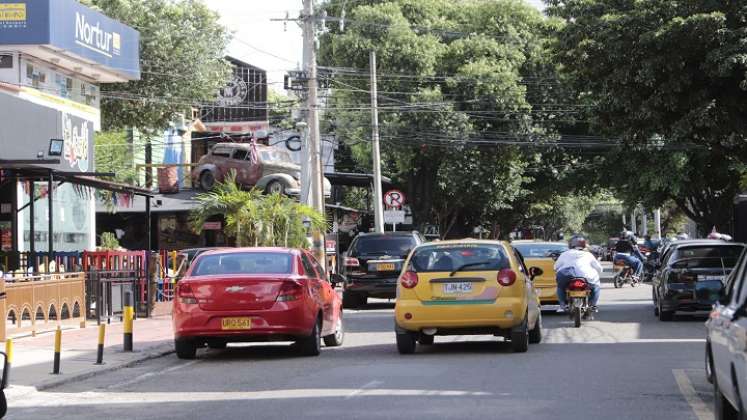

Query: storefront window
19;182;92;252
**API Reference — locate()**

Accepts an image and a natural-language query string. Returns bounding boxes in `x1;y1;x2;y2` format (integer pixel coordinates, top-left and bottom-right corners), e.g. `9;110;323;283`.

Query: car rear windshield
513;243;568;258
670;245;744;269
409;244;509;273
191;252;293;276
350;236;415;257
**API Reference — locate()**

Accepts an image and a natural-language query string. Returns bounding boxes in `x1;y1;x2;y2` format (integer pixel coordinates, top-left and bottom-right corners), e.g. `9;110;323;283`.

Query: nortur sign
75;11;121;58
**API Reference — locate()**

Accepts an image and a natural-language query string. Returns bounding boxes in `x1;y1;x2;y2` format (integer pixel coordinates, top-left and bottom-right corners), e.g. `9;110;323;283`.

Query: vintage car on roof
191;143;331;196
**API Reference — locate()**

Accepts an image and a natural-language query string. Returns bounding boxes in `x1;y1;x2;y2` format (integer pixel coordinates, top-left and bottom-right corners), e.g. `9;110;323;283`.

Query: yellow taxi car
394;240;543;354
511;240;569;305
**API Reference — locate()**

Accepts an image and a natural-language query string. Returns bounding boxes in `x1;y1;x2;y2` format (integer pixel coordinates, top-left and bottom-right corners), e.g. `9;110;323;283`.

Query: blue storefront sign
0;0;139;80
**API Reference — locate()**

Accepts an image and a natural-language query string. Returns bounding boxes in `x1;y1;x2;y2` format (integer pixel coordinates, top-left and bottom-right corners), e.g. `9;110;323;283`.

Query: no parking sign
384;190;406;209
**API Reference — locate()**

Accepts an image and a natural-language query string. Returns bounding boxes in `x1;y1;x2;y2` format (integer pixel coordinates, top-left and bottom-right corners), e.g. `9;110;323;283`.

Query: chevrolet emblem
225;286;245;293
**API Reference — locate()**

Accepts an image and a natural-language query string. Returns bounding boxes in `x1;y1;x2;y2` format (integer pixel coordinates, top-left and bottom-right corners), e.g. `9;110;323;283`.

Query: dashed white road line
673;369;713;420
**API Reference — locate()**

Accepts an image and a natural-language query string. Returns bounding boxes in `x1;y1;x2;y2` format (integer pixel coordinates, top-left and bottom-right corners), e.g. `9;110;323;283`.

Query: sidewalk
3;315;175;394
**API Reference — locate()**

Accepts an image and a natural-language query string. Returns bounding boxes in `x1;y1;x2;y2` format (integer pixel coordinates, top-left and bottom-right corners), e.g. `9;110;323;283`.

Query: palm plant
191;171;327;248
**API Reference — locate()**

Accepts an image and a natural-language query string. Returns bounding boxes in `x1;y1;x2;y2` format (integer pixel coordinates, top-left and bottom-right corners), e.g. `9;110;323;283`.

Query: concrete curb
33;343;175;391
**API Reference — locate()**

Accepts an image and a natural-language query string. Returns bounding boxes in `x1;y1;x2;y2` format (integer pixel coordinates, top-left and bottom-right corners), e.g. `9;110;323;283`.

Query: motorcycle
566;278;593;328
642;251;658;283
613;260;638;288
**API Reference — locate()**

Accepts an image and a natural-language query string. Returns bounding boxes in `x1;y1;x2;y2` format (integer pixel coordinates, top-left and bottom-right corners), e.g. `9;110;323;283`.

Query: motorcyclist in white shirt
554;236;603;313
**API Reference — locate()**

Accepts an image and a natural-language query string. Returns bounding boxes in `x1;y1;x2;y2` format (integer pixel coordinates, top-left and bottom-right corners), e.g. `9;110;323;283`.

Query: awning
324;172;393;188
0;162;153;197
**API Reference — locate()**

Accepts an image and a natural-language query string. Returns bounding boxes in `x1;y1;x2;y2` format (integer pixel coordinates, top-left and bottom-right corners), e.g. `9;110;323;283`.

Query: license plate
221;317;252;330
700;275;725;282
443;282;473;294
567;291;588;298
376;263;396;271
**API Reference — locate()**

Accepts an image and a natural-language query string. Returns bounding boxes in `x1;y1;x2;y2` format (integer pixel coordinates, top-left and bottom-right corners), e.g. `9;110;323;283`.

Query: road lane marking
12;388;493;407
107;360;199;390
346;380;383;399
673;369;713;420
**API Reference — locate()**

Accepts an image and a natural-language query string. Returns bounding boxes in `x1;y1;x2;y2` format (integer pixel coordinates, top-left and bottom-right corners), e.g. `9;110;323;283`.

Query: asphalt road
8;278;716;420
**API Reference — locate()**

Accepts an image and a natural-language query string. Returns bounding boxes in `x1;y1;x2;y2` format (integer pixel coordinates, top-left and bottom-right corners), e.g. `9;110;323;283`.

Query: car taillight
400;271;418;289
178;282;197;304
568;279;588;291
277;280;304;302
497;269;517;286
344;257;360;267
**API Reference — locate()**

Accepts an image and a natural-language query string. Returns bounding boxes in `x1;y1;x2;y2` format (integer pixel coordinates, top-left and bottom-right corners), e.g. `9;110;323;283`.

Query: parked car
180;247;226;268
341;231;426;308
394;239;543;354
191;143;331;196
172;247;344;359
705;246;747;420
652;240;745;321
512;240;569;305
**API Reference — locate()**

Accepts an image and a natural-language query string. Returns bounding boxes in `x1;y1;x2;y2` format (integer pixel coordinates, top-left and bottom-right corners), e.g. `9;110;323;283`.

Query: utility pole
303;0;326;265
369;50;384;233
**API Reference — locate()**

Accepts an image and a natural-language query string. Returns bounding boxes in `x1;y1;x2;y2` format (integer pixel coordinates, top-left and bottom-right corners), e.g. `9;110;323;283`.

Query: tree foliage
190;172;327;248
548;0;747;232
82;0;232;130
319;0;567;237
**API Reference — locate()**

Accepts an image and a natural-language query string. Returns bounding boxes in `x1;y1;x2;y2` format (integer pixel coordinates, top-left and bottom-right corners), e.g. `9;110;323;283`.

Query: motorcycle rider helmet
569;236;587;250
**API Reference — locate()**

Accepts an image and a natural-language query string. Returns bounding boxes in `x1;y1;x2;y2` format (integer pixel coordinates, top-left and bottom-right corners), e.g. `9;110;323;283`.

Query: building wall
0;90;97;251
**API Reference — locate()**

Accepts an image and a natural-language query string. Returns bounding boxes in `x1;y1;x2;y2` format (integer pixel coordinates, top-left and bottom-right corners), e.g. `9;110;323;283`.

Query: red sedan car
173;248;344;359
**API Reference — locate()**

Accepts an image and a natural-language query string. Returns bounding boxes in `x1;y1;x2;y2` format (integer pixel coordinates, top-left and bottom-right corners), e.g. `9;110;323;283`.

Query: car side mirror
330;273;345;287
528;267;543;279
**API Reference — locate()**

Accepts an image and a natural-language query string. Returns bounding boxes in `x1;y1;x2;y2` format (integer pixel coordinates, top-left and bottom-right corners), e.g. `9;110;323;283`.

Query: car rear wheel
298;319;322;357
175;338;197;359
511;319;529;353
265;180;286;195
705;344;714;384
529;312;542;344
396;332;417;354
714;373;740;420
199;170;215;191
658;301;674;321
323;316;344;347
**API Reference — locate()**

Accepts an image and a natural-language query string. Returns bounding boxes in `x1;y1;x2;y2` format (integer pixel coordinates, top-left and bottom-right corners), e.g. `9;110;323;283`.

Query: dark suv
653;240;745;321
341;232;425;308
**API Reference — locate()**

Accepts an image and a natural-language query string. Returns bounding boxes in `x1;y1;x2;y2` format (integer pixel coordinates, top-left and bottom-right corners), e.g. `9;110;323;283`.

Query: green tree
94;130;135;183
548;0;747;232
319;0;565;237
82;0;232;130
190;172;326;248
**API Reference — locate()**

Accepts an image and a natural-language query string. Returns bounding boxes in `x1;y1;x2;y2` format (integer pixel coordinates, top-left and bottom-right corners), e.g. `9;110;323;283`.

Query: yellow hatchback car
511;240;569;305
394;240;543;354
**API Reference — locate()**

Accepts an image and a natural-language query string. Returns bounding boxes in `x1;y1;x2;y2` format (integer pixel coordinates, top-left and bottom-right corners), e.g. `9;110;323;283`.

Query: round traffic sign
384;189;406;208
